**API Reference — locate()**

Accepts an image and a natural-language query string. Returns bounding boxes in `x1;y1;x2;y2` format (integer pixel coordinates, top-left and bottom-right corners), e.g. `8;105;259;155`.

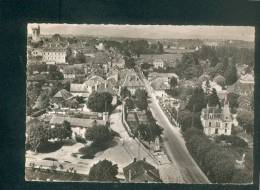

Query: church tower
223;96;231;121
31;25;41;43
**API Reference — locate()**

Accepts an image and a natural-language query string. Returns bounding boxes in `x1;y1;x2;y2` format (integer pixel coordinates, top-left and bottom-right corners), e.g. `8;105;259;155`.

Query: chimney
133;157;137;162
143;157;146;162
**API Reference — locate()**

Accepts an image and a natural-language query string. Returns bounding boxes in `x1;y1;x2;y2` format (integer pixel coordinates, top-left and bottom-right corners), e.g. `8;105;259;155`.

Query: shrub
215;135;248;148
79;146;95;159
75;135;86;144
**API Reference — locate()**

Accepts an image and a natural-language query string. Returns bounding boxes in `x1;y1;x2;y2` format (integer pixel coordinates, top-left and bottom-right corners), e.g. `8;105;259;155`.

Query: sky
28;24;255;41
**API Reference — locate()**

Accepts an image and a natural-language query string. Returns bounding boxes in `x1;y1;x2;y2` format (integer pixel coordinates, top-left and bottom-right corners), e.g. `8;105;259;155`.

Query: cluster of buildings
199;72;254;136
139;53;183;69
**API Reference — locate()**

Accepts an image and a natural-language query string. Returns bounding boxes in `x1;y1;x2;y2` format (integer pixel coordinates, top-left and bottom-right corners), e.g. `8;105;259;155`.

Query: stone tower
223;96;231;121
31;25;41;43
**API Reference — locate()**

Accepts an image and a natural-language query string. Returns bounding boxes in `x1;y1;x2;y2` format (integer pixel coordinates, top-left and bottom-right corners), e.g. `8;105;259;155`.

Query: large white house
42;48;67;64
201;98;232;136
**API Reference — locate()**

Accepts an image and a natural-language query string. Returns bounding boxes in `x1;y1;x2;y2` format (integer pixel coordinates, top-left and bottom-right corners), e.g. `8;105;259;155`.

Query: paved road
138;68;210;184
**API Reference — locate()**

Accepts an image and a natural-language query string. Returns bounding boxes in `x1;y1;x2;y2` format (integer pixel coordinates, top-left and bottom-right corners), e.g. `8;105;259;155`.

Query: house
42;48;67;64
123;158;162;183
147;72;179;83
49;115;106;138
111;57;125;68
201;98;232;136
107;68;119;82
62;64;86;79
140;53;182;68
95;42;105;51
150;78;169;98
227;73;254;97
120;70;145;95
201;80;227;100
70;75;105;97
152;59;165;69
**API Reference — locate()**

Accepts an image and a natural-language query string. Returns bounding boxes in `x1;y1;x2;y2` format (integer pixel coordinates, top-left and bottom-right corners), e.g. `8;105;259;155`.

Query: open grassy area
25;167;89;181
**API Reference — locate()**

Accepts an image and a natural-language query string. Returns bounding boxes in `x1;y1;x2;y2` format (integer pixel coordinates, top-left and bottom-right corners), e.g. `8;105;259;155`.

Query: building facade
153;59;165;69
201;99;232;136
42;49;67;64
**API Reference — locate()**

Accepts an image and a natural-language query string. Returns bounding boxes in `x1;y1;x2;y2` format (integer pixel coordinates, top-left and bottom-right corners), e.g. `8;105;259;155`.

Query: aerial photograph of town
25;24;254;183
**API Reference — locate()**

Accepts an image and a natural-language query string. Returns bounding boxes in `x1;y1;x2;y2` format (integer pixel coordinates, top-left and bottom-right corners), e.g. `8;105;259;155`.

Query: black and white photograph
25;24;254;183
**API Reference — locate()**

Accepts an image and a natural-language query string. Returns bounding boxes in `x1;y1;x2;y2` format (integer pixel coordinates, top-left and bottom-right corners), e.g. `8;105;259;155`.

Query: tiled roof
239;74;254;84
123;160;161;182
63;65;85;75
122;72;144;88
148;72;179;80
53;89;73;100
150;78;169;90
70;83;84;92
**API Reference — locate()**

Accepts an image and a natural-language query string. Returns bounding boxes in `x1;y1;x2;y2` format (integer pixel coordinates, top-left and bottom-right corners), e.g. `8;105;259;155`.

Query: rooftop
53;89;73;100
123;159;162;183
50;115;105;128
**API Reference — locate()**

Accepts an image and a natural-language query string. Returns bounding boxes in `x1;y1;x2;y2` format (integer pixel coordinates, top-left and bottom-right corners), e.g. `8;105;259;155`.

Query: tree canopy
207;88;220;107
169;76;178;90
236;109;254;134
224;61;238;85
87;92;113;113
26;119;49;152
134;89;148;111
89;159;118;182
85;124;116;146
186;87;206;112
120;87;131;99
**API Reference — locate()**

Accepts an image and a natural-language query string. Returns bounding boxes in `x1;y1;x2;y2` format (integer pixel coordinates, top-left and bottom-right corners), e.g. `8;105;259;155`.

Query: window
225;129;227;133
209;122;211;127
225;123;228;127
215;128;218;134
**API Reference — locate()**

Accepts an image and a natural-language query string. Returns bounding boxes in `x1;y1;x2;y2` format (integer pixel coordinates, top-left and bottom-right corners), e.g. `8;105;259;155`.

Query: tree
186;87;207;112
87;92;113;113
52;34;62;41
231;169;253;183
89;159;118;182
214;74;226;88
178;110;202;132
48;65;64;80
124;56;135;69
120;87;131;99
207;88;220;107
236;110;254;134
85;124;115;146
34;91;50;109
224;62;238;85
62;120;72;139
227;92;239;111
26;119;48;152
134;89;148;111
178;110;192;131
169;76;178;90
125;98;135;110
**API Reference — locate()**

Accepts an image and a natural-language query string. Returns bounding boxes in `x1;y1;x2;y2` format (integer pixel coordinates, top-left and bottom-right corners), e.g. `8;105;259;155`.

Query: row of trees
184;128;252;183
104;39;163;57
174;54;203;80
122;87;163;145
121;87;148;111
